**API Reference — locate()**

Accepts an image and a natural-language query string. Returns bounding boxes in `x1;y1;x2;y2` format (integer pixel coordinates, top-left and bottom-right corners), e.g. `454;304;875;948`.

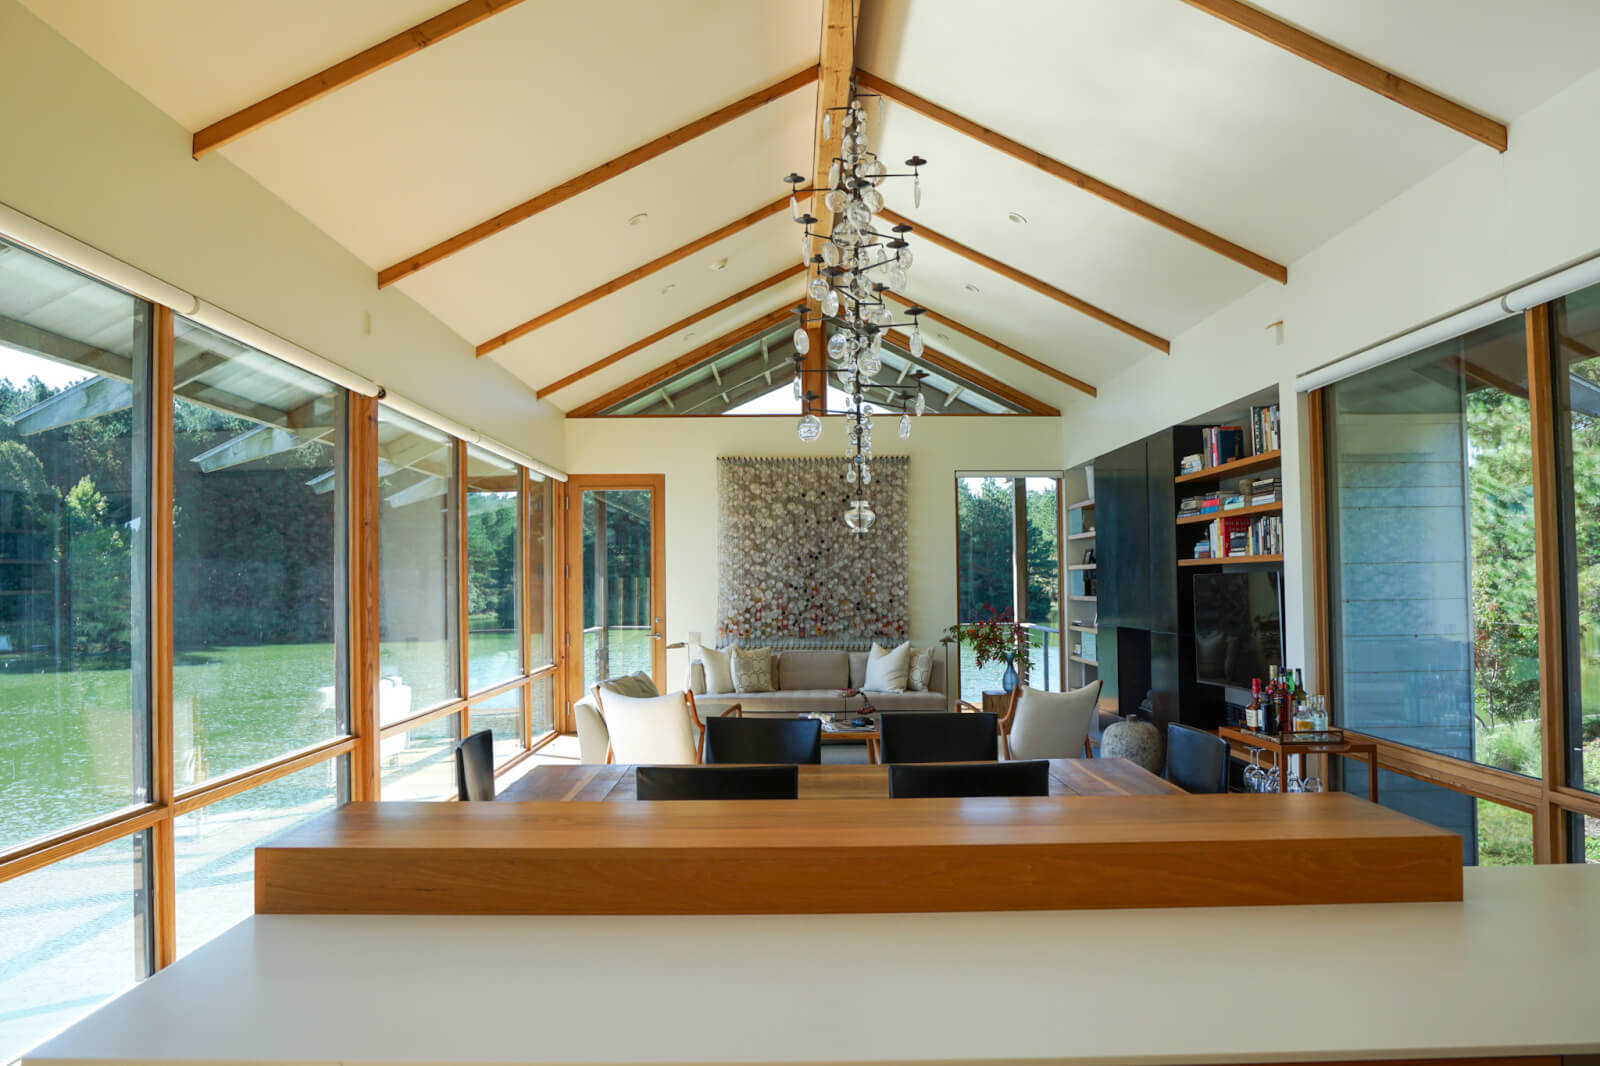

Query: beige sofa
573;647;949;763
688;646;948;717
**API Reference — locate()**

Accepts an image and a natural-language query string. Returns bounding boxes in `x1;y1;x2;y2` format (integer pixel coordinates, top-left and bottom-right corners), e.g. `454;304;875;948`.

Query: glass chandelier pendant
793;326;810;354
915;391;927;416
822;289;840;317
909;328;924;357
845;499;875;534
793;375;803;401
899;412;912;439
797;412;822;442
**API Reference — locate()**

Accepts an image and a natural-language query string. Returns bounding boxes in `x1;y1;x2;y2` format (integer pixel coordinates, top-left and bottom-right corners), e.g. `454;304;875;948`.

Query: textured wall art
717;456;909;643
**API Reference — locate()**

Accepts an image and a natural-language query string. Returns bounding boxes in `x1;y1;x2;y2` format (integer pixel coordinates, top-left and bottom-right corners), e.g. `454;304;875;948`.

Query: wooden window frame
1311;303;1592;863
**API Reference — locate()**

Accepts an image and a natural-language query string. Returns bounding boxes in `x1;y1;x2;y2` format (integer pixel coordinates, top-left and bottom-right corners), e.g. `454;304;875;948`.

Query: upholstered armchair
587;684;741;764
998;680;1102;761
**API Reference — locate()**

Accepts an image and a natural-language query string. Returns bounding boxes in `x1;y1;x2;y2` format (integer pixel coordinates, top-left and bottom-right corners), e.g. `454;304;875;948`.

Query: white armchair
999;680;1102;761
591;688;740;764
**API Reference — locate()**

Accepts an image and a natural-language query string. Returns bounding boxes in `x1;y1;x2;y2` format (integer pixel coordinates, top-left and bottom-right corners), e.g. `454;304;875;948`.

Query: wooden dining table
500;757;1185;802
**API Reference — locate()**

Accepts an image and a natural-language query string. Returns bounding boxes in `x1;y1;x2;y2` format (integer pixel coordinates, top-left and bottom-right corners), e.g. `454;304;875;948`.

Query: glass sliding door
564;477;664;701
464;445;520;696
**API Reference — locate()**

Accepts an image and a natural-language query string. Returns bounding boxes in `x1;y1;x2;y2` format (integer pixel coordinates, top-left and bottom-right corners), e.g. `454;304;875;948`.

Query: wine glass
1244;748;1264;792
1301;774;1324;793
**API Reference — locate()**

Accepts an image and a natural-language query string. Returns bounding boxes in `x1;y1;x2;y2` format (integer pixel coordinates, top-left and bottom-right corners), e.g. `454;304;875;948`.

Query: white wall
564;414;1064;682
1062;66;1600;685
0;0;564;467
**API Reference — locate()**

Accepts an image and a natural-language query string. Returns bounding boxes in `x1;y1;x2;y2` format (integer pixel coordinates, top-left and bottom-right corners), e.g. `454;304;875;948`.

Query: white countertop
24;865;1600;1066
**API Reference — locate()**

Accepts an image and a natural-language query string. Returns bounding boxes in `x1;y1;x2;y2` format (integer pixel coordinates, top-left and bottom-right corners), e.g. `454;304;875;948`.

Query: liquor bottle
1262;677;1278;734
1293;697;1313;734
1293;668;1305;704
1246;678;1262;730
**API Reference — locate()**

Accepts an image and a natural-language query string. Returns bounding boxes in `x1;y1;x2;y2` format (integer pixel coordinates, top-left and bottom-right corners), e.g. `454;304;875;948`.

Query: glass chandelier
783;84;929;532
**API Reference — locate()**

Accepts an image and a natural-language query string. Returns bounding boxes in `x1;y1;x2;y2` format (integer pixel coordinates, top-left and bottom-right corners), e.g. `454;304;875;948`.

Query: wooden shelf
1178;554;1285;567
1176;501;1282;525
1068;595;1097;602
1174;450;1281;485
1066;498;1096;510
1067;563;1096;571
1069;655;1098;667
1067;530;1096;541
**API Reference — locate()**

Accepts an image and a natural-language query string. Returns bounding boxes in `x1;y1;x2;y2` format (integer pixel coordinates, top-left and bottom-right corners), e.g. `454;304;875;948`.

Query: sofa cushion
693;644;734;694
732;646;776;693
599;671;658;700
848;652;869;689
693;689;846;716
863;641;911;692
777;649;848;691
861;691;947;712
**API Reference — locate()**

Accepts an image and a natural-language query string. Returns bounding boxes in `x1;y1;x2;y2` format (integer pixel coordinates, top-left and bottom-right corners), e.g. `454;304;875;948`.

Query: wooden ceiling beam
191;0;527;158
566;306;797;417
883;331;1059;417
380;66;819;288
476;191;803;357
856;71;1286;284
810;0;856;239
535;263;805;398
879;208;1170;354
884;293;1096;398
1181;0;1507;152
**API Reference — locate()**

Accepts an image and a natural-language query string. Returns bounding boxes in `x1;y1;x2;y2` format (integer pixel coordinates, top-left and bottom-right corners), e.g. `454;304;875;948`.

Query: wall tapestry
717;456;908;643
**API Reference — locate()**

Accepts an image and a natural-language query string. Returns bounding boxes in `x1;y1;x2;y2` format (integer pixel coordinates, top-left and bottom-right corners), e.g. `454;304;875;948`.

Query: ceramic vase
1101;714;1162;774
1000;655;1018;693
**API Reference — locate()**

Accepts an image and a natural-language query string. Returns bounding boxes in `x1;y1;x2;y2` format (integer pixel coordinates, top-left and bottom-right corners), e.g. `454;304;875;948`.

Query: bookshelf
1062;462;1096;691
1175;395;1283;568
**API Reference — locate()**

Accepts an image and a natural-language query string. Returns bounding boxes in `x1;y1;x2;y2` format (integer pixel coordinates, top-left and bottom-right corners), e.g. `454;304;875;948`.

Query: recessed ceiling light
660;283;676;295
1008;212;1028;225
964;283;981;294
710;257;728;271
628;213;648;226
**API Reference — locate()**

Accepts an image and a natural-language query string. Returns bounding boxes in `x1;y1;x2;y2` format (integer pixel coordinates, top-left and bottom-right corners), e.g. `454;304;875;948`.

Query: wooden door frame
562;475;667;722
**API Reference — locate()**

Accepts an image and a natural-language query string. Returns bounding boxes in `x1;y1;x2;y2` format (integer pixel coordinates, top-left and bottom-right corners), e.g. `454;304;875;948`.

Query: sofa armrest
685;661;707;694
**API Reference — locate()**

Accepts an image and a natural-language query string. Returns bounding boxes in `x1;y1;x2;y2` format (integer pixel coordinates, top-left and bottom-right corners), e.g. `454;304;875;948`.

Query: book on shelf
1200;426;1245;468
1195;514;1281;559
1222;494;1245;510
1179;453;1204;475
1249;403;1281;455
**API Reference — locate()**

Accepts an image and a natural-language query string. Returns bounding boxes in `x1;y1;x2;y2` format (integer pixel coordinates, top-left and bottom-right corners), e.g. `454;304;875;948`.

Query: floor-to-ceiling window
0;241;152;1061
1325;314;1537;863
464;445;521;763
954;475;1063;702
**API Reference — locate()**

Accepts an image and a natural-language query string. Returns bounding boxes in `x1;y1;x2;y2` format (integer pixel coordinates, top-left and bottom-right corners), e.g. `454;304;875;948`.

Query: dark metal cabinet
1093;438;1150;632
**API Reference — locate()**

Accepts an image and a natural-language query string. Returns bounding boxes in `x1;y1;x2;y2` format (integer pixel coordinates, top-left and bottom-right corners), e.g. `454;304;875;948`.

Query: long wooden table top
500;757;1186;802
255;784;1462;915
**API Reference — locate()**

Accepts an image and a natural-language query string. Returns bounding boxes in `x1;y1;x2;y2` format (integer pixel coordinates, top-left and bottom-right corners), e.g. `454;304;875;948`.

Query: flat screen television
1192;571;1283;688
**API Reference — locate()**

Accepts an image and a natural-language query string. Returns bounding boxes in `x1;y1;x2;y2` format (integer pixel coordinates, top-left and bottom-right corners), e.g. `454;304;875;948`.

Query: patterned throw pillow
732;645;776;693
907;646;935;692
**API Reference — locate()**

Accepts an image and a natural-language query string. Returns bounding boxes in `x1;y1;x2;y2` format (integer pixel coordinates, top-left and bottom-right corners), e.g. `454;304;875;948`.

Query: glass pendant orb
860;466;873;487
827;331;849;360
793;327;810;354
899;412;912;440
825;188;846;213
872;304;893;326
846;200;871;228
807;276;827;301
845;499;875;534
828;160;841;190
832;221;859;247
858;350;882;377
909;328;925;357
822;111;831;141
845;465;857;484
897;246;913;269
862;186;884;214
866;159;888;185
914;391;927;416
821;242;841;267
887;264;908;291
797;412;822;442
914;174;922;208
841;107;853;128
846;435;857;457
822;289;840;317
789;193;800;221
793;375;803;401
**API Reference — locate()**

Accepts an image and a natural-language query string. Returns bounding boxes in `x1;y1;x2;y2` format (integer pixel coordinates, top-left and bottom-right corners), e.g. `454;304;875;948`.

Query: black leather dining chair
635;764;800;800
889;760;1050;798
1165;723;1230;794
454;729;496;801
703;716;822;764
879;711;1000;764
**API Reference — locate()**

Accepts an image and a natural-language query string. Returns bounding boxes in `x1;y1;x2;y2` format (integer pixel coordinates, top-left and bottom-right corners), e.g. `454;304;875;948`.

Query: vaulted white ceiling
20;0;1600;414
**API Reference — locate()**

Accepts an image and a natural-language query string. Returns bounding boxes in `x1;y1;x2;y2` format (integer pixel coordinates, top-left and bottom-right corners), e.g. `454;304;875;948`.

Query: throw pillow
600;670;659;700
732;645;776;693
907;646;935;692
694;644;735;694
862;640;911;693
